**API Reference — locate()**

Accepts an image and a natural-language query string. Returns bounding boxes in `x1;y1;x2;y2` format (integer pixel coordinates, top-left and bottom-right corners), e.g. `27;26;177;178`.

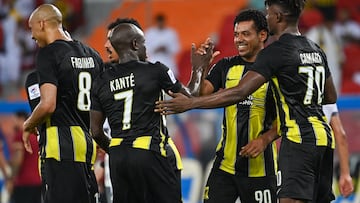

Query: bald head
29;4;62;28
109;23;146;61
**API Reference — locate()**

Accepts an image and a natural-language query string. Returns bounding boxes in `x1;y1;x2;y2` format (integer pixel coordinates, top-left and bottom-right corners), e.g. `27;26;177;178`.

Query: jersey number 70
299;66;325;105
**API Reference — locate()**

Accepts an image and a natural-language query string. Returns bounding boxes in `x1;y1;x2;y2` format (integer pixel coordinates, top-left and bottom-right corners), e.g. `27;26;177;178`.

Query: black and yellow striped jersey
207;56;277;177
91;60;183;168
36;40;103;164
250;34;335;149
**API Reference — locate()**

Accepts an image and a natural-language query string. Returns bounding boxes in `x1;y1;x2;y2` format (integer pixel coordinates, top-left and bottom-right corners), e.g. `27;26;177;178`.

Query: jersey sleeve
249;47;281;81
25;71;40;111
206;59;226;92
36;47;58;86
156;62;182;93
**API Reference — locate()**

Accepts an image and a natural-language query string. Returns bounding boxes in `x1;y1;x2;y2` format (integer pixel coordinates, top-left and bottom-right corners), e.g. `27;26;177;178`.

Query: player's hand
191;38;220;73
239;136;266;158
338;174;353;197
155;91;193;114
23;121;37;154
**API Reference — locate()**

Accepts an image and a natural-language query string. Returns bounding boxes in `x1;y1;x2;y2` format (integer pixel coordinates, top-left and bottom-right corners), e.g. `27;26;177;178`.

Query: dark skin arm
90;110;110;153
156;71;267;114
323;76;337;104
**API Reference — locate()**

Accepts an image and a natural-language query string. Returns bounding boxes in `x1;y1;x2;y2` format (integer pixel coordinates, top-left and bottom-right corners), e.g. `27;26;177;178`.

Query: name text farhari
71;57;95;69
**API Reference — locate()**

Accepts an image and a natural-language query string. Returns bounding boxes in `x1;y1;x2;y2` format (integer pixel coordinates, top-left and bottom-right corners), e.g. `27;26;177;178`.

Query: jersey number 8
77;72;92;111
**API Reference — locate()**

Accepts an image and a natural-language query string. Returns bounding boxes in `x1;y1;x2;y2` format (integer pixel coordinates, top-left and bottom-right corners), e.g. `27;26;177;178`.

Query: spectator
0;3;22;100
306;6;344;94
334;7;360;45
10;111;41;203
145;13;180;77
0;118;12;202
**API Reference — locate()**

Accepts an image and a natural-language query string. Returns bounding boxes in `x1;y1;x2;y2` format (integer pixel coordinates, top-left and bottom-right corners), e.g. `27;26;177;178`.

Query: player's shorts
41;158;99;203
277;138;335;202
109;145;182;203
204;167;277;203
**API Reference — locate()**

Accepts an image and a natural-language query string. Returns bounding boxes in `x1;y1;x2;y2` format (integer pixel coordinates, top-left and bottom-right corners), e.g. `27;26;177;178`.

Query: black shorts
109;145;182;203
277;138;335;202
204;167;277;203
41;158;98;203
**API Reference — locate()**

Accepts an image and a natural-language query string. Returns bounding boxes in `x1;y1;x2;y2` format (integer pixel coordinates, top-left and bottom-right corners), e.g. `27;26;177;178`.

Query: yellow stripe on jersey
159;125;167;157
168;138;183;170
70;126;87;162
308;116;335;148
249;83;268;177
272;77;302;143
272;142;278;174
45;126;60;160
133;136;152;150
109;138;124;147
220;65;244;175
91;139;97;164
216;125;225;152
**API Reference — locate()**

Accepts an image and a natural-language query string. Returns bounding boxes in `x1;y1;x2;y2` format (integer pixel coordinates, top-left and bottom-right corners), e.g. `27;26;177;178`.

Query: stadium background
1;0;360;202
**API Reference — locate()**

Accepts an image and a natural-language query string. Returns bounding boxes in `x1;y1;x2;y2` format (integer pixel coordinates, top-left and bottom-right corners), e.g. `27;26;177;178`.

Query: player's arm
90;110;110;153
323;75;337;104
156;70;266;114
240;122;279;158
330;112;354;197
187;38;219;96
23;83;57;153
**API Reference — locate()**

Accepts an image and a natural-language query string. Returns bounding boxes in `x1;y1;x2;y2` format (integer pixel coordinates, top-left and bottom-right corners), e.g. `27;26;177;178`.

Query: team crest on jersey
28;84;40;100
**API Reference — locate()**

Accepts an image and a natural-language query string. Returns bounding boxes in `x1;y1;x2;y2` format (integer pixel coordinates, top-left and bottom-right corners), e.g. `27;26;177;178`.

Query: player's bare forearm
90;110;110;153
330;114;353;196
93;133;110;153
155;71;266;114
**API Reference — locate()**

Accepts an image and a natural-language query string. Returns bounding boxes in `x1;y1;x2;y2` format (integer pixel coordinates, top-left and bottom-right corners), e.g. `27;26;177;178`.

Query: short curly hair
107;18;142;31
234;9;269;34
265;0;306;20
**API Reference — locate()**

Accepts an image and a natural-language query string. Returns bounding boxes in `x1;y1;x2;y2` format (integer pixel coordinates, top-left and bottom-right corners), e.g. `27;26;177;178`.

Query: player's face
105;29;119;62
28;17;46;47
134;28;147;61
137;37;147;62
266;5;278;36
233;20;264;62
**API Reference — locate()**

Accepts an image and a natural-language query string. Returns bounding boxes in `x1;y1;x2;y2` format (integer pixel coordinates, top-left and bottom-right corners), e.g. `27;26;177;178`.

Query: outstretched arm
155;71;266;114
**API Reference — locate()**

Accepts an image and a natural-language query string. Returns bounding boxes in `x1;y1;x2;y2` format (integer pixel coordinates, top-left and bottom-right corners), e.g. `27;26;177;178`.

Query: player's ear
259;29;268;43
132;39;139;51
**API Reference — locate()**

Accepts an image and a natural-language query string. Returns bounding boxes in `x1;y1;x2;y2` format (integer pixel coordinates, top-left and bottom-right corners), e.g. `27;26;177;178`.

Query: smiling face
28;15;47;47
233;20;266;62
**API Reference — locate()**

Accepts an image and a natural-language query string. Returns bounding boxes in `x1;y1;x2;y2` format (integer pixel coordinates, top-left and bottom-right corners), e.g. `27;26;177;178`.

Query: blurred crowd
0;0;84;100
2;0;360;100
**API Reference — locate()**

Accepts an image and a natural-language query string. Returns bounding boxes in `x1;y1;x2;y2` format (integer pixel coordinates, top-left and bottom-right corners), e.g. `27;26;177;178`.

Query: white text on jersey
110;73;135;92
71;57;95;69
